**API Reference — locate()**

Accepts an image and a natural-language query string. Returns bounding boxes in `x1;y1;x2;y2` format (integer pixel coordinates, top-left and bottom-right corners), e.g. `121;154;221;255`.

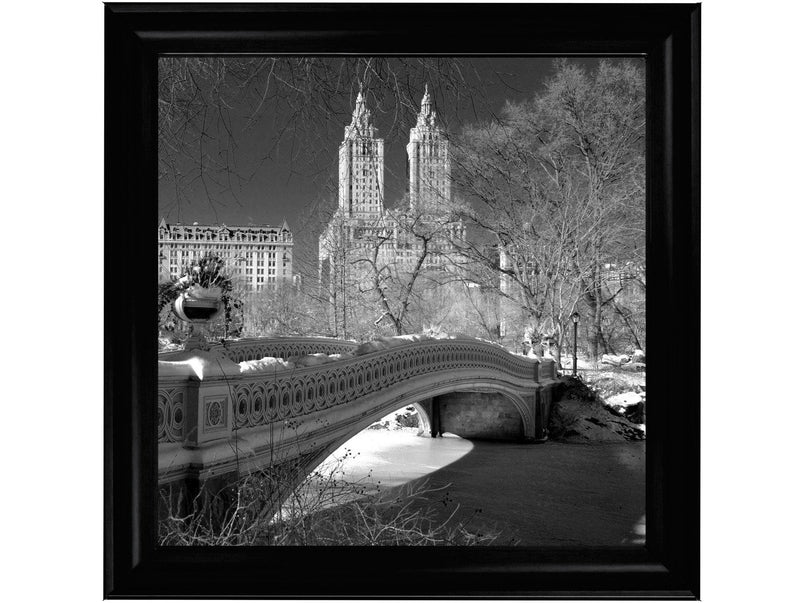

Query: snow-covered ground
312;407;470;488
556;354;646;409
549;361;647;441
580;366;646;414
314;422;646;547
320;428;474;490
299;389;646;546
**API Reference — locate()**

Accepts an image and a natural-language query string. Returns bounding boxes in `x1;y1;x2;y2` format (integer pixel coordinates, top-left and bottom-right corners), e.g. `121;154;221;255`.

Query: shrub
159;452;501;546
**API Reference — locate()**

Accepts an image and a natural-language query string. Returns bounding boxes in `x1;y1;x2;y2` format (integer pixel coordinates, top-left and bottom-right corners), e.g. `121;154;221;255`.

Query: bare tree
241;280;329;337
548;60;645;358
158;57;645;358
451;59;646;361
349;201;466;336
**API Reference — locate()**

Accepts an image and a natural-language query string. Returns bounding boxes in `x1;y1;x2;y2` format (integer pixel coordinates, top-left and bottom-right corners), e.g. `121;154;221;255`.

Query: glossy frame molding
105;3;701;598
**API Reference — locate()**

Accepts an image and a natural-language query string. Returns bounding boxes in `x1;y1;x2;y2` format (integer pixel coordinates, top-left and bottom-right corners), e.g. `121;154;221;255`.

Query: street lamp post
571;311;580;377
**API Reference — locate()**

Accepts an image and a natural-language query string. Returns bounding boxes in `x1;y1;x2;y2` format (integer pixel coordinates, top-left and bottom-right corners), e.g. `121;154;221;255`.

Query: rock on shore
549;378;645;442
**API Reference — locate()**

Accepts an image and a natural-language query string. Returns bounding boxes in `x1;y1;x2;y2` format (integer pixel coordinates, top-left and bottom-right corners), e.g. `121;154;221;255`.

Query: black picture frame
105;3;700;598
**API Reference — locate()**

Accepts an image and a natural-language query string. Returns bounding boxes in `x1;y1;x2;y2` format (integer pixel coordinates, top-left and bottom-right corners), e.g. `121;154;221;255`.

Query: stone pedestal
158;349;242;448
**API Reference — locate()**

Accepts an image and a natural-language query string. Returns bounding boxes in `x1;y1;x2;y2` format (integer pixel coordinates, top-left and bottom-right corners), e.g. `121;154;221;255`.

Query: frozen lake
321;427;646;547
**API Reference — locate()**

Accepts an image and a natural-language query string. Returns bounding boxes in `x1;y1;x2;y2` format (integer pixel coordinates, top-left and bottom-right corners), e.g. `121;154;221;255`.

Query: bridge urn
172;285;223;350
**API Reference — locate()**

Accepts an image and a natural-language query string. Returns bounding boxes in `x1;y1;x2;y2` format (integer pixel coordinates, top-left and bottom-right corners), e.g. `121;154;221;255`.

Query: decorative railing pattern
158;338;553;444
159;337;359;363
157;385;188;443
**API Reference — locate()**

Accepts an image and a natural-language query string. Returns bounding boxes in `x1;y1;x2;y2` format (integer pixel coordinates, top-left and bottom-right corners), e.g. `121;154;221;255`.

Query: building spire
416;84;437;128
344;85;376;139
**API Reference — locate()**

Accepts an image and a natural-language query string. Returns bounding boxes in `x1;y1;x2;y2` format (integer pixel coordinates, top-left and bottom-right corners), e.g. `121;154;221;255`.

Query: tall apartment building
157;218;293;291
337;88;385;218
407;84;451;215
318;87;464;292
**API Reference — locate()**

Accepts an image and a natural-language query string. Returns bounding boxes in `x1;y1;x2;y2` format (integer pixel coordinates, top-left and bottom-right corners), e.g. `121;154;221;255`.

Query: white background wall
1;0;802;601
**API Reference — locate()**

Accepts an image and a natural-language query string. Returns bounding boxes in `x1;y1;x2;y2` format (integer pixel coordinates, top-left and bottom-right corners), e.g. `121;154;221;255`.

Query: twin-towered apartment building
159;85;463;292
318;85;465;288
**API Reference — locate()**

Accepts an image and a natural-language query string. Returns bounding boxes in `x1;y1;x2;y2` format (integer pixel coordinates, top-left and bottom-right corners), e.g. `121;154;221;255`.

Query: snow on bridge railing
157;336;555;445
158;336;359;362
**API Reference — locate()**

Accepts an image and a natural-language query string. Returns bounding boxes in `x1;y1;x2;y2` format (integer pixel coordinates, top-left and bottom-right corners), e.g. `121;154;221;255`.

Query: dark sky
158;57;633;267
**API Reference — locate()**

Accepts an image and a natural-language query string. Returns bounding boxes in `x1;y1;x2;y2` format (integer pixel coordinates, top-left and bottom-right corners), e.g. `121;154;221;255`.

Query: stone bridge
157;337;558;490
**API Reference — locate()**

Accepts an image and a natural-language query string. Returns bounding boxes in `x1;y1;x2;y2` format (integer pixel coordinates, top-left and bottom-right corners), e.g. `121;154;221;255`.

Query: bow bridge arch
158;337;557;490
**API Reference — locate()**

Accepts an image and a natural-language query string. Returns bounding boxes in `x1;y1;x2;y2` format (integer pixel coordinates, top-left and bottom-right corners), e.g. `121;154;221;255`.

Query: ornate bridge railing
158;338;554;446
158;336;359;363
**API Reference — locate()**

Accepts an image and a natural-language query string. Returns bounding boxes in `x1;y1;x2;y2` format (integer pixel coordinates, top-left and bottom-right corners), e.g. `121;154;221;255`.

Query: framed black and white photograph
105;3;700;598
